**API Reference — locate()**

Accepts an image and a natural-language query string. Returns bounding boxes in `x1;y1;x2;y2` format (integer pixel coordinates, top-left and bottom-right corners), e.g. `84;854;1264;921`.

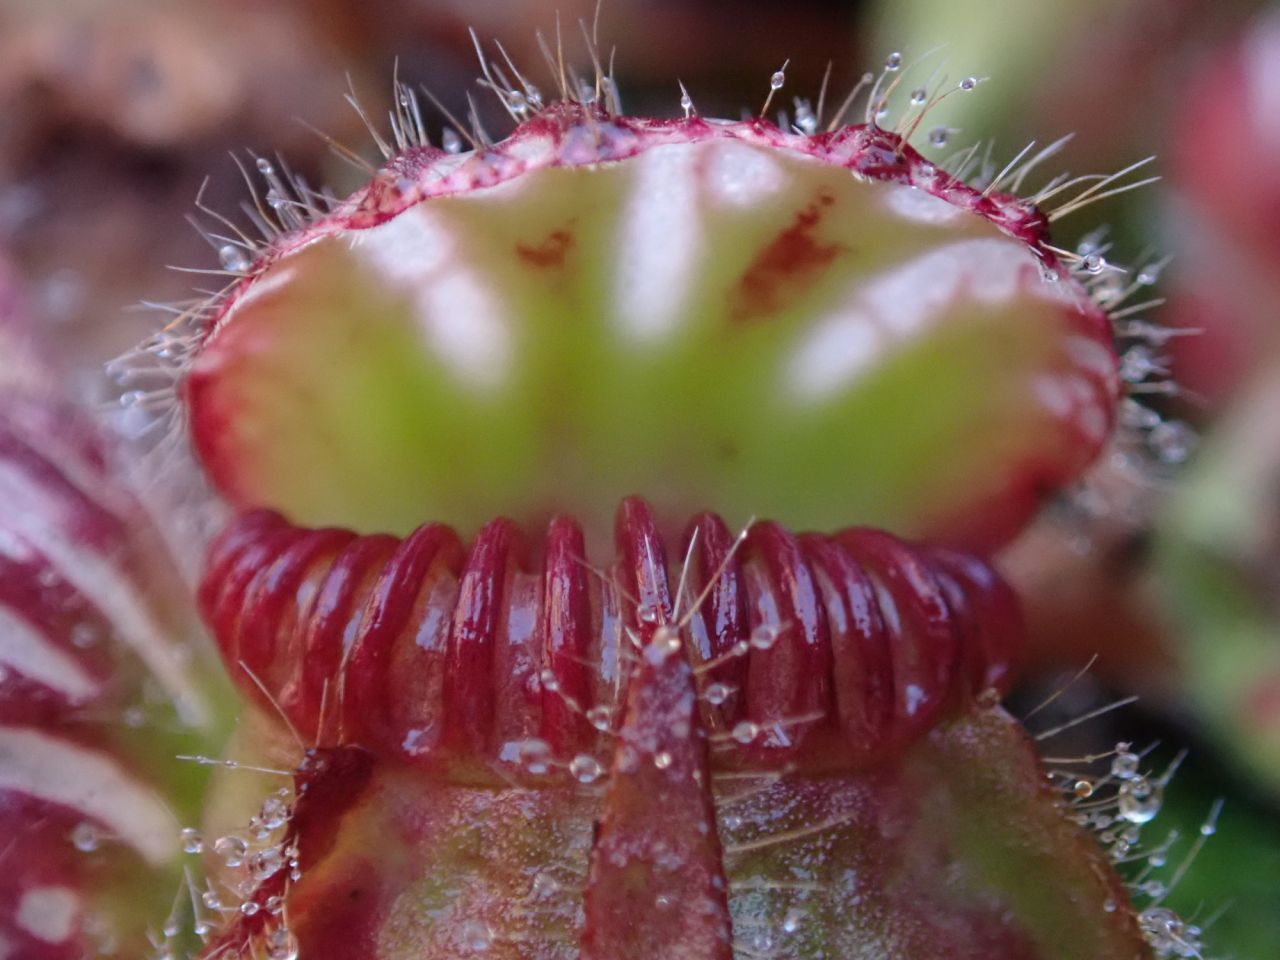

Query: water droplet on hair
214;834;249;867
1118;779;1162;824
218;245;250;273
569;754;603;783
1073;779;1094;799
509;738;552;775
885;52;903;71
637;605;661;625
441;127;463;154
267;928;299;960
256;158;274;176
181;828;204;854
750;625;779;650
240;901;260;917
1110;746;1141;780
251;846;286;880
794;100;817;135
1121;345;1159;383
586;705;612;731
704;682;732;706
928;126;949;147
959;77;979;91
1148;419;1196;464
71;822;100;852
653;750;673;770
770;70;786;91
644;627;682;664
1082;253;1107;275
731;720;760;744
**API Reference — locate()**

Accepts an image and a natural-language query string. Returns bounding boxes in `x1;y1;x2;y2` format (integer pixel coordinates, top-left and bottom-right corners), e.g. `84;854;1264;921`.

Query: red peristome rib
741;522;832;753
443;518;521;754
835;529;960;748
200;499;1024;776
682;512;750;731
928;547;1024;697
540;516;594;755
799;534;893;761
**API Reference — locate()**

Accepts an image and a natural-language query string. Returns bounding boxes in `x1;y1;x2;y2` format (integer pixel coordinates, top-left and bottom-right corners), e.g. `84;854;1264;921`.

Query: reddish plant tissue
0;38;1195;960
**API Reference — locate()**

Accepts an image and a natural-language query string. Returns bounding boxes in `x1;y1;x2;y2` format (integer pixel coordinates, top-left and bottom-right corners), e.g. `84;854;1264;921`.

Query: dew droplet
569;754;603;784
1110;746;1141;780
250;846;286;880
731;720;760;744
959;76;979;91
909;87;928;105
928;126;949;147
214;834;249;868
704;682;732;706
885;52;903;71
653;750;673;770
240;901;260;917
441;127;463;154
1121;345;1159;383
1082;253;1106;275
770;70;786;91
1136;263;1164;285
514;738;552;775
218;244;251;273
794;100;817;135
259;796;290;830
750;624;779;650
1148;420;1196;464
267;928;299;960
256;158;274;176
1073;779;1094;799
586;706;612;731
181;827;204;854
1118;783;1163;825
71;822;100;852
